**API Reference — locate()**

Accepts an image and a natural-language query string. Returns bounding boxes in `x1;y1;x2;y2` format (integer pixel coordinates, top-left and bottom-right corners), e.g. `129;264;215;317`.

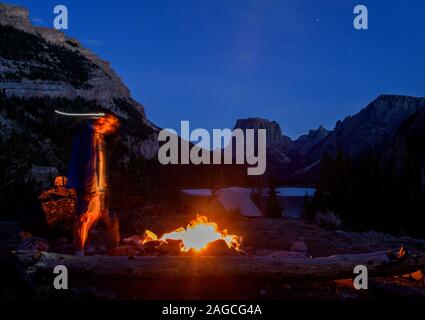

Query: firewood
15;248;425;282
202;239;235;256
141;240;163;254
156;239;183;255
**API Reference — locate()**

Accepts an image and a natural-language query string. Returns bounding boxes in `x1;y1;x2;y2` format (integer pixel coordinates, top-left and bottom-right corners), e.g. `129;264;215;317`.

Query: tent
210;187;262;217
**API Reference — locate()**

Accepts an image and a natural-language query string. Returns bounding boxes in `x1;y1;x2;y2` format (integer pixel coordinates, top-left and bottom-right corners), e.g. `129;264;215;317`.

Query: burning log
156;239;183;256
15;248;425;282
202;239;237;256
140;215;242;255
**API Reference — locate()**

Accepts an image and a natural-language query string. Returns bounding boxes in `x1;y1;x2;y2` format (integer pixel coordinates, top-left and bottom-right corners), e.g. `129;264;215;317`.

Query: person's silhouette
67;114;119;256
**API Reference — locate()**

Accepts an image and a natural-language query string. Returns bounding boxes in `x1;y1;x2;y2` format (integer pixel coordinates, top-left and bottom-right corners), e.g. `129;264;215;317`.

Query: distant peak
234;118;294;145
306;125;329;136
373;94;425;104
235;117;275;124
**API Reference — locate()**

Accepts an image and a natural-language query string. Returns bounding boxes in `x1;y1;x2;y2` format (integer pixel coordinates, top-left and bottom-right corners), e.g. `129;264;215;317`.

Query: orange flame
54;176;68;187
397;246;406;258
145;215;242;253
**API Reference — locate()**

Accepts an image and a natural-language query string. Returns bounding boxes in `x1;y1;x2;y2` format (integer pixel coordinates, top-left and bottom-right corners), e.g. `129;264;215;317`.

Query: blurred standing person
67;114;120;256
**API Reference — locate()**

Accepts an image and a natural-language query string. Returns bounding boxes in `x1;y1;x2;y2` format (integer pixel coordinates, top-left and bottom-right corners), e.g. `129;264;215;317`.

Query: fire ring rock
157;239;183;256
17;237;49;252
202;239;234;256
289;240;308;253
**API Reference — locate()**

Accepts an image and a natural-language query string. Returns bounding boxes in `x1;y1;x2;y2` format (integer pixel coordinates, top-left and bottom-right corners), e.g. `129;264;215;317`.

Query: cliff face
307;95;425;161
287;95;425;183
0;3;134;110
233;118;331;180
234;96;425;184
233;118;300;179
0;3;164;216
0;3;159;163
384;107;425;192
234;118;294;148
0;3;32;29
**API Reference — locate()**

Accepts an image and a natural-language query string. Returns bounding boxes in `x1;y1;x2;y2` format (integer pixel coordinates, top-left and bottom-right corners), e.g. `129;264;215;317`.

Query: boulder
107;245;140;257
315;211;341;230
29;165;58;189
203;239;234;256
50;237;73;255
289;240;308;253
123;235;144;249
141;240;163;255
17;237;49;252
156;239;183;256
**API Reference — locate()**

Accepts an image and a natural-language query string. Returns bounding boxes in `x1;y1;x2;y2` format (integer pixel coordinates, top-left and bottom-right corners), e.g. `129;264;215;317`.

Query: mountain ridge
234;94;425;183
0;3;160;163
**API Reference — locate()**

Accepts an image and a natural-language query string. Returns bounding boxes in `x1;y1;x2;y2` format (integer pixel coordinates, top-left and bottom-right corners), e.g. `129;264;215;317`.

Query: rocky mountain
295;125;330;156
1;4;131;106
234;118;295;163
0;3;159;160
233;118;329;181
383;107;425;192
287;95;425;181
0;3;162;218
235;95;425;184
307;95;425;161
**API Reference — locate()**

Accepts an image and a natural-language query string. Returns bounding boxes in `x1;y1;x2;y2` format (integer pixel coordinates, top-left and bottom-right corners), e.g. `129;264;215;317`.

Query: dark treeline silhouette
311;145;425;237
264;179;282;218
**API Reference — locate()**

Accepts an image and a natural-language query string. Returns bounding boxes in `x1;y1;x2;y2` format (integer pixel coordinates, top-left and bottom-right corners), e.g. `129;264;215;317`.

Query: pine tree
264;180;282;218
302;192;315;220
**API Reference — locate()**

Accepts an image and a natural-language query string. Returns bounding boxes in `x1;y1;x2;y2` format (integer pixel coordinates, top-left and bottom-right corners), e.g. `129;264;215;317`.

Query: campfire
41;176;243;256
139;214;242;255
41;112;243;257
115;215;243;257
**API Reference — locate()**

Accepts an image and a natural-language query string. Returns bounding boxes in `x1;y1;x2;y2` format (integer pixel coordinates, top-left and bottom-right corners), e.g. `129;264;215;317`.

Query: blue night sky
10;0;425;139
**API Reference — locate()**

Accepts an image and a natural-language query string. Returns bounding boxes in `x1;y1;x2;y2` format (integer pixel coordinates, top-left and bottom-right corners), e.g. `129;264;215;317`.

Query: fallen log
15;248;425;282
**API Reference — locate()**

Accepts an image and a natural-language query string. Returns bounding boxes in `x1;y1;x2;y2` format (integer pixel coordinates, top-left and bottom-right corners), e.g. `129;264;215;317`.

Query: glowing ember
397;246;406;259
54;176;68;187
144;215;242;253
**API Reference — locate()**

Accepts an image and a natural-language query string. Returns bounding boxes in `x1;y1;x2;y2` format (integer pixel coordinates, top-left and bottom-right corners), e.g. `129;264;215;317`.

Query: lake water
181;186;316;218
181;187;316;197
276;187;315;197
